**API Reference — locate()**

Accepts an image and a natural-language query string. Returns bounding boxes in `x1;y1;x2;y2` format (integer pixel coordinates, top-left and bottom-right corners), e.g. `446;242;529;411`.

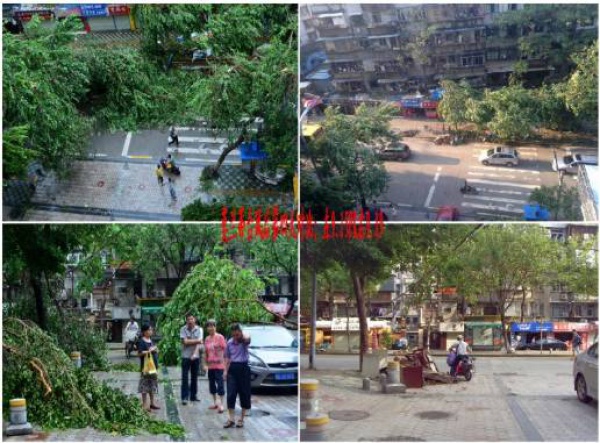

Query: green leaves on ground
2;318;184;438
158;254;271;366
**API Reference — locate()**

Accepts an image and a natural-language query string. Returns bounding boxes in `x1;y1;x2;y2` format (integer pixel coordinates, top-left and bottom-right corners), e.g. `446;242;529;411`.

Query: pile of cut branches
2;318;184;438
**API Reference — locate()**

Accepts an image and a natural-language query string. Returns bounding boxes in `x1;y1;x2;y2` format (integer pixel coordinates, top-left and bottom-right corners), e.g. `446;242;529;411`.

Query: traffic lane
382;167;439;209
87;131;127;158
300;353;360;371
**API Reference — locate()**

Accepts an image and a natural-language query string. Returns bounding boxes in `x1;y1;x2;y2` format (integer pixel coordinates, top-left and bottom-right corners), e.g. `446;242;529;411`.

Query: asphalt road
379;135;573;221
301;353;598;441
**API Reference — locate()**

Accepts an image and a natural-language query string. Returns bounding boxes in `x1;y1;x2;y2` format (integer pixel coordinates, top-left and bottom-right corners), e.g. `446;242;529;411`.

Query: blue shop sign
511;322;553;333
80;4;108;17
400;98;422;108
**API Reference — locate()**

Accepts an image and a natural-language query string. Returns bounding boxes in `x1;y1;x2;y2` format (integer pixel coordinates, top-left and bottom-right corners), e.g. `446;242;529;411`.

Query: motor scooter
454;355;475;381
460;180;478;195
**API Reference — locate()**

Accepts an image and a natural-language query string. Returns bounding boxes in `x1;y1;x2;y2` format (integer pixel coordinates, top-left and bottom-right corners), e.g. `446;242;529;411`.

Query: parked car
522;338;568;351
573;342;598;403
377;143;411;161
243;324;298;389
552;153;598;174
478;146;519;167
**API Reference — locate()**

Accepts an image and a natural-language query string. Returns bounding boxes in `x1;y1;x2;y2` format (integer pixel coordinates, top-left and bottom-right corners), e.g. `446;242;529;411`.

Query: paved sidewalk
301;357;598;442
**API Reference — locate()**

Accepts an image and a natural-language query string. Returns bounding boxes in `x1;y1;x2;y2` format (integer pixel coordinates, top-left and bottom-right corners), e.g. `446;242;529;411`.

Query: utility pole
309;264;317;370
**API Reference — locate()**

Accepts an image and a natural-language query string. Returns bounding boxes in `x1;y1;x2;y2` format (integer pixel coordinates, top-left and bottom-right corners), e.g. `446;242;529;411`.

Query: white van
552;153;598;174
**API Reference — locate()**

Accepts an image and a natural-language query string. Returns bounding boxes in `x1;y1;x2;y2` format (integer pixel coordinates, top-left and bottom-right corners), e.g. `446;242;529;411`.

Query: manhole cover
415;411;451;420
360;437;425;442
329;410;370;421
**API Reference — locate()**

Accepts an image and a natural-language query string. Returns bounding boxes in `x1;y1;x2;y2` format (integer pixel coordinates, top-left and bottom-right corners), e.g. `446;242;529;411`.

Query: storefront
553;322;595;351
465;321;503;351
510;321;554;346
437;321;465;351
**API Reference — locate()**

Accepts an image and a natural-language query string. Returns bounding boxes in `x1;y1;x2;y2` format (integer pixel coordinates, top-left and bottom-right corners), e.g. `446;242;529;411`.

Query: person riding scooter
449;335;470;378
160;154;181;176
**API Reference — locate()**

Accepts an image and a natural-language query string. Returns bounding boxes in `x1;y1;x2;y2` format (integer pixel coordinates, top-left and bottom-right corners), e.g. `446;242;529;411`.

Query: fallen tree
2;317;184;438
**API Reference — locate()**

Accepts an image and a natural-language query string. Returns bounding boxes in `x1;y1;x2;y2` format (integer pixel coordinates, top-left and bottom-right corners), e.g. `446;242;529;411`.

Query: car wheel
482;160;489;166
506;162;514;167
576;374;592;403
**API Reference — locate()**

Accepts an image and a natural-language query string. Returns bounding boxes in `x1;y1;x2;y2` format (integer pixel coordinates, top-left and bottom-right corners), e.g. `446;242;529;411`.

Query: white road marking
185;157;241;164
424;168;441;207
466;179;541;189
167;147;238;156
122;131;132;157
89;153;108;158
471;187;530;196
461;202;523;214
178;136;228;144
470;166;540;174
462;194;529;205
395;202;413;208
467;172;541;181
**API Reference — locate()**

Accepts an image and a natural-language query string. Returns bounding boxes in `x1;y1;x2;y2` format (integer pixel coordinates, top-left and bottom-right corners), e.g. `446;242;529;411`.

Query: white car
573;342;598;403
478;146;519;167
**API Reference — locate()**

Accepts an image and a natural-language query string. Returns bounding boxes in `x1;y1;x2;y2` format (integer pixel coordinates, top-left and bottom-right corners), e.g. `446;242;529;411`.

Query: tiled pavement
301;357;598;442
20;161;291;221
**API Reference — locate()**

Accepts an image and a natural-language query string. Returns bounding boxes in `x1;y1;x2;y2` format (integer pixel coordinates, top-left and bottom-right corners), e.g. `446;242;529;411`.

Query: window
372;13;381;24
461;55;484;67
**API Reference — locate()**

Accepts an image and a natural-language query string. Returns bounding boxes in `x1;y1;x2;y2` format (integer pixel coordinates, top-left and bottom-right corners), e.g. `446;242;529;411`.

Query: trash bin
402;365;423;388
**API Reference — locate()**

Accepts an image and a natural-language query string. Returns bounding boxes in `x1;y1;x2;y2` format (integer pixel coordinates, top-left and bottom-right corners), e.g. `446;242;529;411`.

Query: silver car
244;324;298;388
573;342;598;403
478;146;519;167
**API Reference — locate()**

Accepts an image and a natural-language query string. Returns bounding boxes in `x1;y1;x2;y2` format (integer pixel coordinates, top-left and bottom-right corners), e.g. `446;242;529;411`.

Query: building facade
301;4;596;96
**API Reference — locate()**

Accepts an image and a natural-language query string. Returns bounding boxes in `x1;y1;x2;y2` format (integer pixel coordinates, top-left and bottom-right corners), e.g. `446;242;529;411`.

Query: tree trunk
31;276;47;331
351;274;369;373
500;310;510;353
520;287;527;323
210;133;246;178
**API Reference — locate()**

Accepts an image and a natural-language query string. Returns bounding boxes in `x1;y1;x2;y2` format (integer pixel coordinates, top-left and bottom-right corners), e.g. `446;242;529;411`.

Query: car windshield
246;327;297;348
486;149;494;156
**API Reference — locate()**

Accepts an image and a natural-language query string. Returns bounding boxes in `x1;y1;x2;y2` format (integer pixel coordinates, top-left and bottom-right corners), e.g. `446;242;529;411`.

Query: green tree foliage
304;105;394;212
445;225;560;351
529;185;582;221
438;80;475;131
3;17;91;174
2;125;38;178
496;4;598;79
3;318;183;437
564;41;598;123
79;48;194;131
158;255;270;365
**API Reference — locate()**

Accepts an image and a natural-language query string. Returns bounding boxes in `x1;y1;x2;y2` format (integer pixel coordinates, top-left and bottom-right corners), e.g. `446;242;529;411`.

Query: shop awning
141;306;164;315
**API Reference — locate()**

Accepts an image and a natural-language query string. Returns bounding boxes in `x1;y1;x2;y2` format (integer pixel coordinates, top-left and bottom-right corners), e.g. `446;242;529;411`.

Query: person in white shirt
450;335;469;377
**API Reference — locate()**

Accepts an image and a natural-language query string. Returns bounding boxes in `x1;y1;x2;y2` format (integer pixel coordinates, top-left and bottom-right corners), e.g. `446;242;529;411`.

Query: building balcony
317;27;352;39
436;65;486;79
310;4;344;15
367;24;401;37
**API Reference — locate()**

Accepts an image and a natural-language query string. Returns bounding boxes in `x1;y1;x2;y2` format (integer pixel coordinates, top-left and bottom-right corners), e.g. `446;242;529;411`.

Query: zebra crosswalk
168;128;241;165
462;148;543;216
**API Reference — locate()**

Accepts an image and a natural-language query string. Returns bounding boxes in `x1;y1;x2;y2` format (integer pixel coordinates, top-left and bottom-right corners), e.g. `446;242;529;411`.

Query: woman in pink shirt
203;319;227;413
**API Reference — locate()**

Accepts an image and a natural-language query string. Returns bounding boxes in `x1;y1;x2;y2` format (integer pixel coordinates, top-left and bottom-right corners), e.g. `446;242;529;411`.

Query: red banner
15;10;53;22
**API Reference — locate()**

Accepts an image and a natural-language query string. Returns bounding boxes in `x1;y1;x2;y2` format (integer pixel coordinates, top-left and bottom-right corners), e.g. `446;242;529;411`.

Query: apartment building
301;4;596;96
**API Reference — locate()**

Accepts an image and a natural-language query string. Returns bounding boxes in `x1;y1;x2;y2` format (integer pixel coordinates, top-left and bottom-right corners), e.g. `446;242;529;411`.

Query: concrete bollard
70;351;82;368
5;399;33;436
362;378;371;391
387;361;400;384
301;414;329;441
300;379;319;421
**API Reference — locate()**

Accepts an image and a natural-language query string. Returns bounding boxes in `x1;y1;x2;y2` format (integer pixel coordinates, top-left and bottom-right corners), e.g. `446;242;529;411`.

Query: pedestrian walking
168;125;179;147
204;319;227;413
223;323;251;429
137;324;160;412
168;178;177;202
180;314;203;405
572;329;582;357
155;164;164;186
